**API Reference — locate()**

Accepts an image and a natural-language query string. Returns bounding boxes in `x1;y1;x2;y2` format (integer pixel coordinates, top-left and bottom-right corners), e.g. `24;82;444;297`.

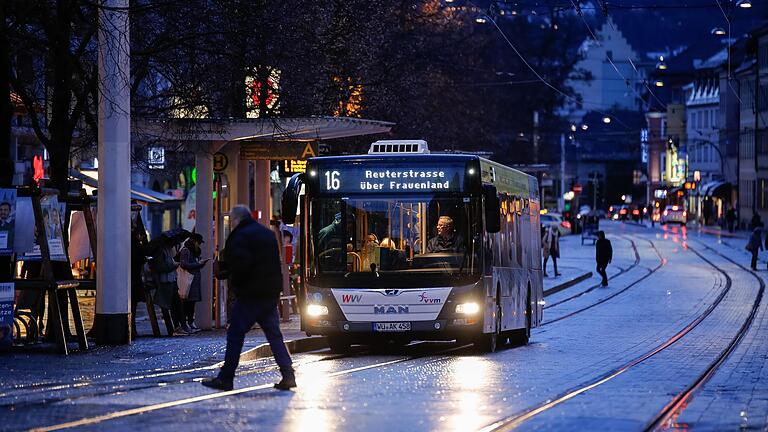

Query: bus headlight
455;302;480;314
307;304;329;317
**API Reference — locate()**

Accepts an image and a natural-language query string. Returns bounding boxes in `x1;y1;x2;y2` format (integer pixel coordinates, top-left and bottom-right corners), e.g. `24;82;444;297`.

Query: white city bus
282;140;543;352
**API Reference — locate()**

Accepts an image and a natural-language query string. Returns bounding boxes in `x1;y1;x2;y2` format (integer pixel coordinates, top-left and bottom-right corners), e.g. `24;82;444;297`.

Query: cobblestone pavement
2;222;767;431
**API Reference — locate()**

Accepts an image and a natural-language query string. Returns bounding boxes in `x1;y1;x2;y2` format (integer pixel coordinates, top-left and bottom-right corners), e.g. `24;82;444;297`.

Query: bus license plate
373;322;411;332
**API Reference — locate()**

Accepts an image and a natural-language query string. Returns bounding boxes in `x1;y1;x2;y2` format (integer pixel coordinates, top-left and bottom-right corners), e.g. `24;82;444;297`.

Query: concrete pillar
253;160;271;225
237;159;251;208
94;0;131;344
195;149;214;329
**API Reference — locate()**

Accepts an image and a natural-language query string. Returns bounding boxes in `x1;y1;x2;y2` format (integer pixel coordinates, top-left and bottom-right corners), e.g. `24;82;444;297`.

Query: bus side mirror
282;173;305;224
484;185;501;233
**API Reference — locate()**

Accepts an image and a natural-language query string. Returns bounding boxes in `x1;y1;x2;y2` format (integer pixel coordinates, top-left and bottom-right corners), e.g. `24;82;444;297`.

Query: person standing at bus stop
202;205;296;391
746;227;763;271
595;231;612;287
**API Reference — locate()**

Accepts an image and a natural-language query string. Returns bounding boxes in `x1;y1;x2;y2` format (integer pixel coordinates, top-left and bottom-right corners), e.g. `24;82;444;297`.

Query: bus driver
426;216;465;253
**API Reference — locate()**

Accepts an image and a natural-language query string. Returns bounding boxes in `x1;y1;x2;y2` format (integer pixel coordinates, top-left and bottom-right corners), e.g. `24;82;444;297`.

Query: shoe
274;368;297;391
189;323;200;331
555;273;562;276
173;325;189;336
181;323;194;333
543;273;549;277
202;377;233;391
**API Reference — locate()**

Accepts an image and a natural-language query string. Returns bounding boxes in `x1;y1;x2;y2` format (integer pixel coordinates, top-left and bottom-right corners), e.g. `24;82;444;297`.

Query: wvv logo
341;294;363;303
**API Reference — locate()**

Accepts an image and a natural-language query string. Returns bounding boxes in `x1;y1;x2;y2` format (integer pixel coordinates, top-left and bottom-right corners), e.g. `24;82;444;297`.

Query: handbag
177;267;193;299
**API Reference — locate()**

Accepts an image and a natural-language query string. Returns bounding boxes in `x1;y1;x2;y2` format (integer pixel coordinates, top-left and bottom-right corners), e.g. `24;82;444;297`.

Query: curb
543;271;593;297
240;335;328;363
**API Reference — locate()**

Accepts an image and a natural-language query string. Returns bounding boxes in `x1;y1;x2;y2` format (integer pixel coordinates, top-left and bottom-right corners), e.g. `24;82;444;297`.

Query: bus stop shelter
133;116;394;329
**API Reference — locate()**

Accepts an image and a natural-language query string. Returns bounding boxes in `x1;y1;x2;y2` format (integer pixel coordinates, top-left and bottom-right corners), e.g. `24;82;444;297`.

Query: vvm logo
418;292;442;304
341;294;363;303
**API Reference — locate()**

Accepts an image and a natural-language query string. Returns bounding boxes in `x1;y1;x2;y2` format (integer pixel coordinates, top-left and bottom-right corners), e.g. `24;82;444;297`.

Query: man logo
341;294;363;303
383;290;401;296
374;305;409;314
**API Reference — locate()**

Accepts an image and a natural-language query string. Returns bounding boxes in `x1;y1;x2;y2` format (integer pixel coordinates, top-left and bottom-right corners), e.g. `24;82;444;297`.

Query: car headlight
455;302;480;314
307;304;329;316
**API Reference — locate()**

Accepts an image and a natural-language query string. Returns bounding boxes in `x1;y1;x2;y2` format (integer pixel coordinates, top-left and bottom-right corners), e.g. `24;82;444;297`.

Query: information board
0;283;13;347
317;163;466;194
0;189;16;256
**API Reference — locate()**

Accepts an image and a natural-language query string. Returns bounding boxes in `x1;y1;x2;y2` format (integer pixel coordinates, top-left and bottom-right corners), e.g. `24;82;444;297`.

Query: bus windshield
309;196;481;288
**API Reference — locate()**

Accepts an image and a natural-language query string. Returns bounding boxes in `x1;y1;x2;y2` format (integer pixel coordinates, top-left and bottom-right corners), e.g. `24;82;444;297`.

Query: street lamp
602;116;611;124
711;27;727;36
656;56;667;70
581;124;589;130
737;0;752;8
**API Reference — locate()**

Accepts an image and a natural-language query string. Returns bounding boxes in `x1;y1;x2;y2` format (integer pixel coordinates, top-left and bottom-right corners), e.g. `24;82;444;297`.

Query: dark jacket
596;238;613;265
222;218;283;300
179;240;205;302
747;230;763;253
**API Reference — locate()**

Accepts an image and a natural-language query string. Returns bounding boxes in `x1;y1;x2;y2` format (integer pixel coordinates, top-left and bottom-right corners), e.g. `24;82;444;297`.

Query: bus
282;140;543;353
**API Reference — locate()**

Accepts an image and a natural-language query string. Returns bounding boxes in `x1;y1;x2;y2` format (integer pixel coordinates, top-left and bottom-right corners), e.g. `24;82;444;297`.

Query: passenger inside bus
379;237;407;270
426;216;465;253
317;212;343;251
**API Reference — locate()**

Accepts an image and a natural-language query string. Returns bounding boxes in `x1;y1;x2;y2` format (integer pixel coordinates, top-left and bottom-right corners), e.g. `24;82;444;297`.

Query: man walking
595;231;612;287
203;205;296;391
746;227;763;271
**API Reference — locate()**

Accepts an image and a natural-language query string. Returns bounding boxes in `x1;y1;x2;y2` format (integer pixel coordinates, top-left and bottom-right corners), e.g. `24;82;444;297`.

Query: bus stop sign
213;152;229;172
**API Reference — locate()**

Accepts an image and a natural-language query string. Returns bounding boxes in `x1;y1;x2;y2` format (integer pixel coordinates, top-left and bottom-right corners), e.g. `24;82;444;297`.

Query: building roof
134;116;394;143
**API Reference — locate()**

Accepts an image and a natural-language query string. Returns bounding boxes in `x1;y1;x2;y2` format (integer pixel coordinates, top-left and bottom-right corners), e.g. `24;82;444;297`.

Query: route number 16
325;170;340;190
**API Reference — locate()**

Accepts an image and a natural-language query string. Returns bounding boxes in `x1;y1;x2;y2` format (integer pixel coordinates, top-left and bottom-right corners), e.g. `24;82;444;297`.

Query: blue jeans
219;299;292;380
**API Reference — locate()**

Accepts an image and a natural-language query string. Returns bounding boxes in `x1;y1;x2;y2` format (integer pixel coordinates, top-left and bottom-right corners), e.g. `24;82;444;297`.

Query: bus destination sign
318;163;465;194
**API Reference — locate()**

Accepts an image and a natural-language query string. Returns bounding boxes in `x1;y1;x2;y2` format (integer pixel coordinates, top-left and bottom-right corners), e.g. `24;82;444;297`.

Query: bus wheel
510;290;531;346
327;335;351;354
475;303;500;353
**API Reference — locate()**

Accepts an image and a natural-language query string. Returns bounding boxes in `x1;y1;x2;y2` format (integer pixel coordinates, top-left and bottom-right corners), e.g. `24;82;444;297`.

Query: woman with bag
178;233;209;332
149;234;188;335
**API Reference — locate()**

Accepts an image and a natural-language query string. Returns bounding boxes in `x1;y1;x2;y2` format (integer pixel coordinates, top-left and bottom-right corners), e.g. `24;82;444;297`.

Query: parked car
541;212;572;236
660;205;687;225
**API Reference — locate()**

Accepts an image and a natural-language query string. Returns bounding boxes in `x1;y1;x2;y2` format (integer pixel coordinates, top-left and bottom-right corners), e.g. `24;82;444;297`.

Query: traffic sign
213;152;229;172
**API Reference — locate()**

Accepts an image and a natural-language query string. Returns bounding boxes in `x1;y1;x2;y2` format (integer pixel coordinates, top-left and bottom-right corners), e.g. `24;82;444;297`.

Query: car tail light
561;221;572;229
663;210;669;216
672;205;679;211
609;206;614;212
620;209;627;214
632;209;640;215
683;211;687;217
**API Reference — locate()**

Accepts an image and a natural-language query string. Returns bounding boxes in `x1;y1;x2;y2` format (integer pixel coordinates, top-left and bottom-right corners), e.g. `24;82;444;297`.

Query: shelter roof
134;116;394;143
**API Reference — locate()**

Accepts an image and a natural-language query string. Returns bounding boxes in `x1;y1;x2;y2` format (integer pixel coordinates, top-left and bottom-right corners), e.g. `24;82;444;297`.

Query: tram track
27;342;475;432
0;345;369;409
544;236;641;310
8;234;647;407
644;240;766;431
540;238;664;326
479;240;761;432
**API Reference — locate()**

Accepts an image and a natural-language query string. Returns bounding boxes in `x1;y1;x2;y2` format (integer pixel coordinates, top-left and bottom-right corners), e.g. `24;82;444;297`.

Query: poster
182;185;196;231
0;189;16;256
0;283;13;347
23;195;68;262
